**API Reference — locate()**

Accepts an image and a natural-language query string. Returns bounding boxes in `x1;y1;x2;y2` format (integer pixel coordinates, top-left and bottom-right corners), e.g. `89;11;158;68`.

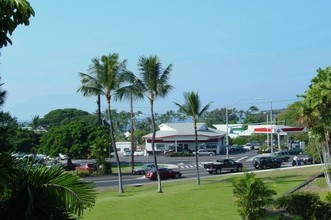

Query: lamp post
225;98;264;159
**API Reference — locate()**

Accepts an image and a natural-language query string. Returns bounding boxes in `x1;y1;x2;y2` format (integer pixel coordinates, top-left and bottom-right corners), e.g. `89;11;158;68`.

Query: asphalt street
81;150;308;189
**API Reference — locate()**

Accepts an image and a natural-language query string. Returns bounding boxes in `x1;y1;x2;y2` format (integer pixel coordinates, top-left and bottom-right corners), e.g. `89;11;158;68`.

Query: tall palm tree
114;71;144;173
137;55;173;193
77;58;103;125
174;91;212;185
77;53;126;193
0;153;96;219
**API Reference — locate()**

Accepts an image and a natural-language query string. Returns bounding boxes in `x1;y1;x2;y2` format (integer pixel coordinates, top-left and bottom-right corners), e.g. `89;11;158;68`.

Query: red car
145;168;182;180
75;162;97;172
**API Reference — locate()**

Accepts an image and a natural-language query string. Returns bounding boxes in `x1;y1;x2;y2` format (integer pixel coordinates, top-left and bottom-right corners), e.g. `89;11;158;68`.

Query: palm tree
174;91;212;185
0;153;96;219
78;53;127;193
77;58;103;125
137;55;173;193
114;71;144;173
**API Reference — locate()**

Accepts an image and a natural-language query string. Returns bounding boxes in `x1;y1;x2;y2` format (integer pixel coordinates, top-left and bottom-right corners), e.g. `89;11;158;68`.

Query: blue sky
1;0;330;121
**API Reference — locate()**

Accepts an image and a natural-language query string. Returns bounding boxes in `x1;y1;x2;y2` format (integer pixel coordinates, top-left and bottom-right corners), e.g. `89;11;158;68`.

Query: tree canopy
0;0;35;48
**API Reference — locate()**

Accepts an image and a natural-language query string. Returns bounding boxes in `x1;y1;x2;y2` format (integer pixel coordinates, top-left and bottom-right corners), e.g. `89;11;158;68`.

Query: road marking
236;156;248;162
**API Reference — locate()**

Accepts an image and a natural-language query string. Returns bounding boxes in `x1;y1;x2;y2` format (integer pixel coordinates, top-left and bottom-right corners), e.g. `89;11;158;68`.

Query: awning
253;126;306;134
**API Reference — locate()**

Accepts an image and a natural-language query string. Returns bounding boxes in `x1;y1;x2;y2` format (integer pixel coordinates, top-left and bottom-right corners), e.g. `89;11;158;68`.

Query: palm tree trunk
97;94;102;126
150;98;162;193
194;120;201;185
108;100;124;193
130;94;135;173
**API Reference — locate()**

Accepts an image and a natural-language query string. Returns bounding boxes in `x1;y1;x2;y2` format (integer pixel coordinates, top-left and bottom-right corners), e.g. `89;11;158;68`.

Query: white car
134;151;144;156
123;151;132;157
243;145;252;151
193;149;215;156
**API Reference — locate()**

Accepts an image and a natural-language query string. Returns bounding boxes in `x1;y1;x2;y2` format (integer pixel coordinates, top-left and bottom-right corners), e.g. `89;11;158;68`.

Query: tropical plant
299;66;331;189
115;71;144;172
174;91;212;185
0;152;96;219
78;53;127;193
232;171;276;220
0;77;7;107
137;55;173;193
0;0;35;48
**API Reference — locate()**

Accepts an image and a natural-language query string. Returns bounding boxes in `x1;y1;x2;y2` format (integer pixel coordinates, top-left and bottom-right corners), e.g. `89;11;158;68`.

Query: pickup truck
203;159;243;174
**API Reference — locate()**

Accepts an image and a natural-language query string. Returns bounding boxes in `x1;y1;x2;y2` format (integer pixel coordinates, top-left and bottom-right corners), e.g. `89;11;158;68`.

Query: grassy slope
83;166;323;220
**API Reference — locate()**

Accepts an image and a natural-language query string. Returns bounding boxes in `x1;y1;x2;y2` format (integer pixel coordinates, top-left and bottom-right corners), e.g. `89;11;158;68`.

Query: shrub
232;171;277;220
276;192;319;220
314;200;331;220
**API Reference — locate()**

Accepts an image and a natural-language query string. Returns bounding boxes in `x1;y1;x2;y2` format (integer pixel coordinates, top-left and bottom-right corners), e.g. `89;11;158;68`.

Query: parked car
203;158;243;174
145;168;182;180
134;150;144;156
132;163;156;175
270;150;290;162
46;159;63;168
123;150;132;157
193;149;215;156
299;154;314;164
75;162;98;172
252;156;281;169
58;153;68;160
243;145;252;151
244;143;254;150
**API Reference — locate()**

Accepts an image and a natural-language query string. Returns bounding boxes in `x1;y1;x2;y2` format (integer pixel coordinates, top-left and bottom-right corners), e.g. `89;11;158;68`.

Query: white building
143;123;226;154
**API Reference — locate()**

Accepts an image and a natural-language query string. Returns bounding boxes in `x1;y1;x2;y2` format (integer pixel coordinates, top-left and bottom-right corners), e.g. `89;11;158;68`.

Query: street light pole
225;107;229;158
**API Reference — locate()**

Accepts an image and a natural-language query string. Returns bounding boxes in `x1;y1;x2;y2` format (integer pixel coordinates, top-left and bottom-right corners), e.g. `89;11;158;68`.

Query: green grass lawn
82;166;324;220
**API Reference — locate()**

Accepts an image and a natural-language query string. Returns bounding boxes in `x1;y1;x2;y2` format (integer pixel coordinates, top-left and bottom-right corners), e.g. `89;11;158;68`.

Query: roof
143;123;225;140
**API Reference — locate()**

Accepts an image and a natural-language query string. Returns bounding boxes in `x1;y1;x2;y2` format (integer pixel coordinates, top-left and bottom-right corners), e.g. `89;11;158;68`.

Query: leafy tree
0;152;96;219
199;108;226;127
0;77;7;107
232;171;276;220
0;112;19;152
37;108;92;128
9;128;40;153
277;101;304;127
137;55;173;193
299;67;331;143
174;91;212;185
0;0;35;48
38;121;91;168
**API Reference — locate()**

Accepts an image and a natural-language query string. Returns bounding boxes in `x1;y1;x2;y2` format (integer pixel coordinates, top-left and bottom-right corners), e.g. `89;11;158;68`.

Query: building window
155;144;165;151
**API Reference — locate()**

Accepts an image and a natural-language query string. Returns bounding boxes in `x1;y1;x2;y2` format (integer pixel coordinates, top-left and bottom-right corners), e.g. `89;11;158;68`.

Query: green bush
232;171;276;220
276;192;320;220
314;200;331;220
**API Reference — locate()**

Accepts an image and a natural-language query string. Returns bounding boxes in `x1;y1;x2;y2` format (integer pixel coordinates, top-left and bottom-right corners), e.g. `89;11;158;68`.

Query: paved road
81;150;303;189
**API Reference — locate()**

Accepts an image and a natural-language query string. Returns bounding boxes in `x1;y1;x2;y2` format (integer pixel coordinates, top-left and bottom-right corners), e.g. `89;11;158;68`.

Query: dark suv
252;156;281;169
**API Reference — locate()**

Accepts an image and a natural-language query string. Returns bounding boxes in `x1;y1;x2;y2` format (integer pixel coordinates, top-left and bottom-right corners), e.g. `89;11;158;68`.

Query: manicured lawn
83;166;323;220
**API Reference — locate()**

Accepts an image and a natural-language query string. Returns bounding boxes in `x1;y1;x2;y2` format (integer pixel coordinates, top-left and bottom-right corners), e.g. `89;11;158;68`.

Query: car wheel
216;168;221;174
237;167;242;172
209;153;213;156
254;166;259;169
141;171;145;175
208;171;213;174
277;163;281;168
175;173;181;178
262;165;267;169
285;158;289;162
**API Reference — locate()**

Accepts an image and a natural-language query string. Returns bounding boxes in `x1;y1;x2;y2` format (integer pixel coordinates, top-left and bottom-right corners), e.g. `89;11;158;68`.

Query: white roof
143;123;225;140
